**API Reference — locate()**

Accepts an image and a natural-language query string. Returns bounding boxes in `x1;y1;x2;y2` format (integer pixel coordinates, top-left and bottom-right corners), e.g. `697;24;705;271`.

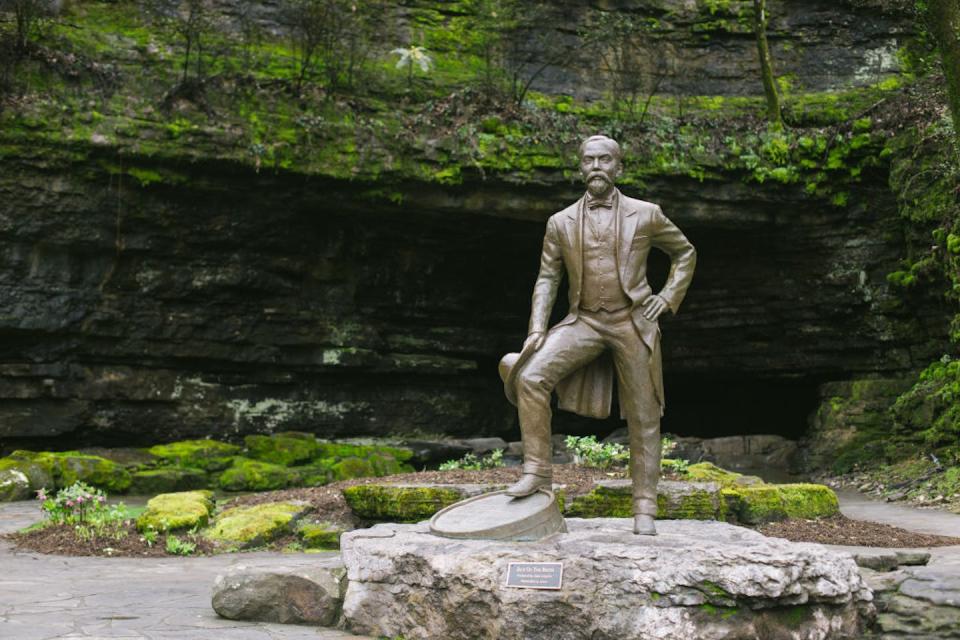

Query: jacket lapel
565;197;584;296
618;195;640;283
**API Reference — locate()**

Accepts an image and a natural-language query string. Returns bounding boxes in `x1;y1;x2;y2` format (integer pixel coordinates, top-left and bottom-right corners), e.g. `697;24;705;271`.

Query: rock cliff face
0;0;948;452
0;145;946;451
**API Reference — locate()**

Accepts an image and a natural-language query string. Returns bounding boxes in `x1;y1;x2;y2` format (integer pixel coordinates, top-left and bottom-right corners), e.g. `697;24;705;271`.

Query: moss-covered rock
204;501;312;548
316;442;414;464
685;462;763;488
331;457;375;481
722;483;840;524
136;490;214;532
723;485;788;524
777;483;840;519
39;452;132;493
148;439;241;472
129;468;209;495
0;468;32;501
342;485;464;522
564;480;725;520
289;460;337;487
298;521;346;549
218;458;292;492
0;451;56;492
244;434;320;466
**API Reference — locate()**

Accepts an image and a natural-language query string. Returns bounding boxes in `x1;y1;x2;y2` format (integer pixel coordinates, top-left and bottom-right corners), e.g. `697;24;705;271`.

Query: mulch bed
7;466;960;556
756;514;960;548
6;523;216;557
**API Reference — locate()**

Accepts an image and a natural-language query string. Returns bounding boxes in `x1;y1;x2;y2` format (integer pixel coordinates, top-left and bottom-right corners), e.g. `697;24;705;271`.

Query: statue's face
580;139;621;197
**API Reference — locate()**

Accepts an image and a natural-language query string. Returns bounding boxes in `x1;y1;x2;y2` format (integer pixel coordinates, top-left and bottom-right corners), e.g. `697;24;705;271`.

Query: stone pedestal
341;518;874;640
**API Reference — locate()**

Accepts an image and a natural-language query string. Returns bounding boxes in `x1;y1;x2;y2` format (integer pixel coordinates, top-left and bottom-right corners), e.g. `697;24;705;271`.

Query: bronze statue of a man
499;135;696;536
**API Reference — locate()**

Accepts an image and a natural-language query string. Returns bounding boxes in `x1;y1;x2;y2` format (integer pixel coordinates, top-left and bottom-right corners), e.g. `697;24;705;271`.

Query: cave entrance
550;374;822;442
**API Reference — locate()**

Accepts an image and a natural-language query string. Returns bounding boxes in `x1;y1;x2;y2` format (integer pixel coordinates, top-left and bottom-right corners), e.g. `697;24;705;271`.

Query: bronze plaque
504;562;563;590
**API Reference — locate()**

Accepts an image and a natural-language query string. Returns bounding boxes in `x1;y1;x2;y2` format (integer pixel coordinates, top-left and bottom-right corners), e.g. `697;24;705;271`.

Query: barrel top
430;489;560;539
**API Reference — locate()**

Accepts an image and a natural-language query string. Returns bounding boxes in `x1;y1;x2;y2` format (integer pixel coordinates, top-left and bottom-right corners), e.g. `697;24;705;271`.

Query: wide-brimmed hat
499;342;539;407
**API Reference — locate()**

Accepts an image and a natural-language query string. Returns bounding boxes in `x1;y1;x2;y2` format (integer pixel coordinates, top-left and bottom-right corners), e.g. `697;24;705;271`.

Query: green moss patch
204;501;312;547
148;439;241;472
0;451;56;493
218;458;292;492
289;460;337;487
342;485;464;522
129;468;209;495
685;462;763;488
136;490;214;532
244;434;320;466
297;521;346;549
722;483;839;524
316;442;415;464
564;480;725;520
33;452;132;493
778;483;840;519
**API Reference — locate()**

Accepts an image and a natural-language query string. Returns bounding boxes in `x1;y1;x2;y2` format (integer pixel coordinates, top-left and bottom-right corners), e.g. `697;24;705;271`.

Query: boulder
128;468;208;495
341;519;875;640
316;441;414;464
243;434;320;466
204;501;312;548
723;483;840;524
0;451;55;493
565;480;726;520
136;490;214;532
218;458;291;492
342;484;473;522
212;557;346;625
864;561;960;639
42;452;131;493
297;521;347;549
148;439;241;472
0;468;31;501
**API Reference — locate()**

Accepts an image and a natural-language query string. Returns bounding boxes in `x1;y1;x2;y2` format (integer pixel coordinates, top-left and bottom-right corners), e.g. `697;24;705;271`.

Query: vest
580;205;630;312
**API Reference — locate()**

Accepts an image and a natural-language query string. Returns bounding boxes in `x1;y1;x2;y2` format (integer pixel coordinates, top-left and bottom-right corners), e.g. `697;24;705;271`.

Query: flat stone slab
341;518;874;640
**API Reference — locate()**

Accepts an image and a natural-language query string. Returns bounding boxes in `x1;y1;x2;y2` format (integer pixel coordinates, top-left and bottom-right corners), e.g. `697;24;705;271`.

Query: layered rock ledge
340;518;875;640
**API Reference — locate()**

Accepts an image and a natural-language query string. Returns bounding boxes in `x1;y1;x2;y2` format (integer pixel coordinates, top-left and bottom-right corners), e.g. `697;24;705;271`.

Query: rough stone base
341;519;874;640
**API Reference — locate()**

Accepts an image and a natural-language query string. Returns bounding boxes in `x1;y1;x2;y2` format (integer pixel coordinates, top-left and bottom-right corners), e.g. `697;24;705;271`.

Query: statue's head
579;135;622;197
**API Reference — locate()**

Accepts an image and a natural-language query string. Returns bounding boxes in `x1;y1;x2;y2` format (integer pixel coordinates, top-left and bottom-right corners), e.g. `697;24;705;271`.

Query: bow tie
587;197;614;209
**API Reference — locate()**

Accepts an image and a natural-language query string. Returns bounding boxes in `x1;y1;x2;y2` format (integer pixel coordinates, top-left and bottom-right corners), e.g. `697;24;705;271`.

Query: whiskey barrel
429;489;566;542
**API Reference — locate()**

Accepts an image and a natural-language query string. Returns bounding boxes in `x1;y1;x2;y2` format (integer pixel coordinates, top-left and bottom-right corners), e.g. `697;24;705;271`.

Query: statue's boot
633;514;657;536
506;473;552;497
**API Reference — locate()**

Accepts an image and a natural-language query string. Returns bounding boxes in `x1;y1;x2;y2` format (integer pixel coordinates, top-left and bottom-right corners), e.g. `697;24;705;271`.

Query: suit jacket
525;189;696;420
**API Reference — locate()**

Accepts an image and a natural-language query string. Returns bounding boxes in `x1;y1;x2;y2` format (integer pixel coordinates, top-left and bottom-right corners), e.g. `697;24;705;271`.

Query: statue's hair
579;135;622;161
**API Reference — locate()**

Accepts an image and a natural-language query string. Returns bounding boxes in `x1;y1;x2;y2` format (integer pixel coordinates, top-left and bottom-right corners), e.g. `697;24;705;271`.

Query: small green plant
438;449;505;471
141;527;159;548
660;436;678;458
165;534;197;556
37;482;109;525
565;435;628;469
661;458;690;475
391;45;433;89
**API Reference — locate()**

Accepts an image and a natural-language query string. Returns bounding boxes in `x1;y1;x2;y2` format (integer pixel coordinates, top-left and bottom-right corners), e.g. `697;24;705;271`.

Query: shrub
438;449;505;471
565;436;628;469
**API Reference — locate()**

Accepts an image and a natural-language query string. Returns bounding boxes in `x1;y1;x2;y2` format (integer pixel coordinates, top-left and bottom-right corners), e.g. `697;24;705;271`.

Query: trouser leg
628;418;660;516
590;310;661;516
515;321;605;477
